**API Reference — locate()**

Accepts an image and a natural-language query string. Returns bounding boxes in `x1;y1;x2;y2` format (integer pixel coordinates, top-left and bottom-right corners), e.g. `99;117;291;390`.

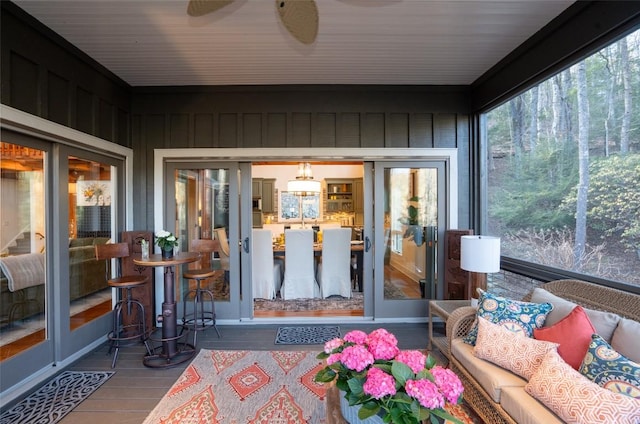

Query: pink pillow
525;350;640;424
473;317;559;380
534;305;595;370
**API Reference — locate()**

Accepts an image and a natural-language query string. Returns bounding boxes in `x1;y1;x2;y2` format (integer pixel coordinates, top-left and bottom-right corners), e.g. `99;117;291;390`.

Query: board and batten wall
130;87;472;230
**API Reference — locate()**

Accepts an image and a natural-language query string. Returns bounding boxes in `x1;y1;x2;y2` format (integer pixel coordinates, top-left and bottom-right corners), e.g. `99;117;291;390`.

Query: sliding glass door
373;161;446;318
165;162;241;320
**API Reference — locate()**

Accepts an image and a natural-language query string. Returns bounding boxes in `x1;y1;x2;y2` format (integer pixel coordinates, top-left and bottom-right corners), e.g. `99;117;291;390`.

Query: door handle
365;236;371;252
243;237;249;253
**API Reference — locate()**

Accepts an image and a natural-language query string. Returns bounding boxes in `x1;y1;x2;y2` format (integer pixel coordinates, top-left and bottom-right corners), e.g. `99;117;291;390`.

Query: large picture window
486;29;640;288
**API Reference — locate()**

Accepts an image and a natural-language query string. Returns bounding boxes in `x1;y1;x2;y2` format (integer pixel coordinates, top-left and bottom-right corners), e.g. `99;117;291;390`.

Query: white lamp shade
460;235;501;273
287;179;321;194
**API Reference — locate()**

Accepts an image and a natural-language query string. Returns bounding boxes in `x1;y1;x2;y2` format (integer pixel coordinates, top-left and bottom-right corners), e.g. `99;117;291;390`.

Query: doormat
0;370;115;424
275;326;340;345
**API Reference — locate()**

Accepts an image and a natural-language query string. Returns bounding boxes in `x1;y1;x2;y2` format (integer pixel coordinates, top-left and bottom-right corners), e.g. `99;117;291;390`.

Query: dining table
272;241;365;291
133;251;199;368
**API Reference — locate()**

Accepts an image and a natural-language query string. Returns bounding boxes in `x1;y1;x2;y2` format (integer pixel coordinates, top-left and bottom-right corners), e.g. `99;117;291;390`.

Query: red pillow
533;305;596;369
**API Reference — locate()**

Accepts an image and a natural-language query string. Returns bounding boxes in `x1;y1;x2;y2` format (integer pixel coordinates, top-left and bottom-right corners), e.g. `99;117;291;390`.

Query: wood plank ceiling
12;0;575;87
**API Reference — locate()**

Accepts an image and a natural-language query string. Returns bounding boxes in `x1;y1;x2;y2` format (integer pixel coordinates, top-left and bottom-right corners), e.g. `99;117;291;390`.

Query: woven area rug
0;370;114;424
275;326;341;345
142;349;329;423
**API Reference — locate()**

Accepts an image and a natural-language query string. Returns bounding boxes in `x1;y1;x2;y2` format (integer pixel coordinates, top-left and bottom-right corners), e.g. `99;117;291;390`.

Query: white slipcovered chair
281;229;319;300
317;228;352;298
251;229;282;299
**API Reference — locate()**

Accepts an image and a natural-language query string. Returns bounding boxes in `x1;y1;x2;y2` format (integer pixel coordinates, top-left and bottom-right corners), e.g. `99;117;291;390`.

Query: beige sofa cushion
451;338;526;402
611;318;640;363
530;287;620;342
500;386;563;424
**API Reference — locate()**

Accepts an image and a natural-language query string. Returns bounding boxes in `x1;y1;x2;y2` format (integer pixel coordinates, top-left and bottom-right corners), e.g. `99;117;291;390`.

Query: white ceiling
13;0;575;87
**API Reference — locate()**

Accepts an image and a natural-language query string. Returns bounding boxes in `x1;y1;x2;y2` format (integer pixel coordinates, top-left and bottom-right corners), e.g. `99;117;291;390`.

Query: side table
428;300;470;359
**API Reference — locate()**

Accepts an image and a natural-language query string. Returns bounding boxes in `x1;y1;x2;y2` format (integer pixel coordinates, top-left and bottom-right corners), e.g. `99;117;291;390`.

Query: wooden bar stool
182;239;222;346
95;242;151;368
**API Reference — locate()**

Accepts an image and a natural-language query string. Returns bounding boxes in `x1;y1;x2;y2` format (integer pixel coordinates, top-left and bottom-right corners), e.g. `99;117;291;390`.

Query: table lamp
460;235;500;306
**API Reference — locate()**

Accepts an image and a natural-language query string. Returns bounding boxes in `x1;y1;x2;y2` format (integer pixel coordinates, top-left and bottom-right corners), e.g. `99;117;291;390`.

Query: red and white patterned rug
142;349;329;423
142;349;481;424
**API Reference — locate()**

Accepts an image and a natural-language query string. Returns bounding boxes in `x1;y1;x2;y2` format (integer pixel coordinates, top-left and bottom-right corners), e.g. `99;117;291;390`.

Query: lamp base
468;272;487;299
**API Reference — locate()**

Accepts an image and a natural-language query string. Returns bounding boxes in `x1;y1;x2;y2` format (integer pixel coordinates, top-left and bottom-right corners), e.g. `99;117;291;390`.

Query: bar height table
134;251;199;368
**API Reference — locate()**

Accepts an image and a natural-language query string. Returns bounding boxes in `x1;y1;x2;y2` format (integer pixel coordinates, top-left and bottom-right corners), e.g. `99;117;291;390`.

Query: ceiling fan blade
187;0;235;17
276;0;319;45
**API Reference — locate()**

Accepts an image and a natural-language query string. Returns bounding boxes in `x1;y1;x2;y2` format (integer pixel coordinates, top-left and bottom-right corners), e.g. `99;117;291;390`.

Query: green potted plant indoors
399;196;424;246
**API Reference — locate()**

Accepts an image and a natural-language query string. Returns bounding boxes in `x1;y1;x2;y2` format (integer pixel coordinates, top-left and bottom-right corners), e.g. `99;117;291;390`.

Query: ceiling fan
187;0;319;45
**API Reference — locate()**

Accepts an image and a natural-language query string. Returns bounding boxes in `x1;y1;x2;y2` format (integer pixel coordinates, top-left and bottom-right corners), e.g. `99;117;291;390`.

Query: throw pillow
525;350;640;424
530;287;620;342
579;334;640;399
533;305;596;370
611;318;640;363
462;290;553;346
474;317;559;380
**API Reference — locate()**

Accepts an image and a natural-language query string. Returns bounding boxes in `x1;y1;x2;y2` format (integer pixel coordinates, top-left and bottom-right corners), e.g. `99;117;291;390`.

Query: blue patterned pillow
463;290;553;346
579;334;640;399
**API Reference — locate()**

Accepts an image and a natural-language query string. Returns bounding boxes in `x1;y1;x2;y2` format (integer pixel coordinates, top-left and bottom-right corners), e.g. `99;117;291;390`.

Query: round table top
133;251;199;267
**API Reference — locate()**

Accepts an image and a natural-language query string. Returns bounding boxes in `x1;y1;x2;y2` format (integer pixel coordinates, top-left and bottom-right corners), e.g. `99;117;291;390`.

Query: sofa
0;237;109;325
445;279;640;424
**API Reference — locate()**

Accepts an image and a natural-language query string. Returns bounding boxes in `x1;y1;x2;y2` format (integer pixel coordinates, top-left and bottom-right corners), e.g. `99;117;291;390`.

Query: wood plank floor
32;321;437;424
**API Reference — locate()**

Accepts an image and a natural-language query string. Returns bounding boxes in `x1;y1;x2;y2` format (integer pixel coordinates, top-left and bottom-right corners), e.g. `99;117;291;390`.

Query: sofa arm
446;306;477;348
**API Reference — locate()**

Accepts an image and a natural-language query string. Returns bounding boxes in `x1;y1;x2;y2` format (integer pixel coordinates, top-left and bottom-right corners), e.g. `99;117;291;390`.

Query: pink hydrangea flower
431;366;464;404
363;367;397;399
343;330;368;345
366;328;399;360
324;337;344;354
340;345;374;372
326;352;341;365
395;350;427;374
405;379;445;409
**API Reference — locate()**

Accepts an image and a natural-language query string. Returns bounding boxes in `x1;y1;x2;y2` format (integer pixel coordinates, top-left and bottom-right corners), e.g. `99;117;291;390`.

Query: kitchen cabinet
251;179;263;198
261;178;276;213
326;179;354;212
353;178;363;226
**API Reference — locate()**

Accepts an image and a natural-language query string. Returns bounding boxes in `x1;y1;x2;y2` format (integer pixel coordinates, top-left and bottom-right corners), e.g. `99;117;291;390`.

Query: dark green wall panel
9;52;39;115
242;113;262;148
410;113;433;148
316;113;336;147
219;113;238;148
387;113;409;148
98;98;113;141
169;114;189;147
75;88;94;135
362;113;385;148
339;113;361;147
433;113;457;148
267;113;287;147
291;113;311;147
194;113;214;147
47;71;69;126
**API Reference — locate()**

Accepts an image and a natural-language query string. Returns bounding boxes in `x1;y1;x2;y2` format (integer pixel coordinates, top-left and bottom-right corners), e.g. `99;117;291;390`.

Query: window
486;29;640;288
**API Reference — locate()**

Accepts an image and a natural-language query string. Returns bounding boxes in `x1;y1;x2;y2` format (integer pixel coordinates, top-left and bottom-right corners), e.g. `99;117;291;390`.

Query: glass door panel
167;163;240;320
68;157;114;331
374;162;444;319
0;142;47;360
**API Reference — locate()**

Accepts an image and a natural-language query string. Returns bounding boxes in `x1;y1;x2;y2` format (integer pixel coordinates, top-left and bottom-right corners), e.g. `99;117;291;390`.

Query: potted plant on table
155;230;178;259
315;328;464;424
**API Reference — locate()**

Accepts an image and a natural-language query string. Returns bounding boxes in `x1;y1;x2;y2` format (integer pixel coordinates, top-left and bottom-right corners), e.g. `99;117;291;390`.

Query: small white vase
338;390;384;424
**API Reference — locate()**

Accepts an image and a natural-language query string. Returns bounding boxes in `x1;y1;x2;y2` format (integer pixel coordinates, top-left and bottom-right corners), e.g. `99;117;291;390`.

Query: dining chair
181;238;222;346
214;227;230;289
251;229;282;300
281;229;319;300
317;228;353;298
95;242;151;368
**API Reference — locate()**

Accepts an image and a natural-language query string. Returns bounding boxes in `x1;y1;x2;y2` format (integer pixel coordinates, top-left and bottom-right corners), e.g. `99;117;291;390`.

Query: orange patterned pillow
525;350;640;424
473;317;559;380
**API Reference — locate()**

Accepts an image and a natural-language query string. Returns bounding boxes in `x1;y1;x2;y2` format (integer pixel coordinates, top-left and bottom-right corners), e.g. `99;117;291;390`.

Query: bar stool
182;239;222;346
95;242;151;368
